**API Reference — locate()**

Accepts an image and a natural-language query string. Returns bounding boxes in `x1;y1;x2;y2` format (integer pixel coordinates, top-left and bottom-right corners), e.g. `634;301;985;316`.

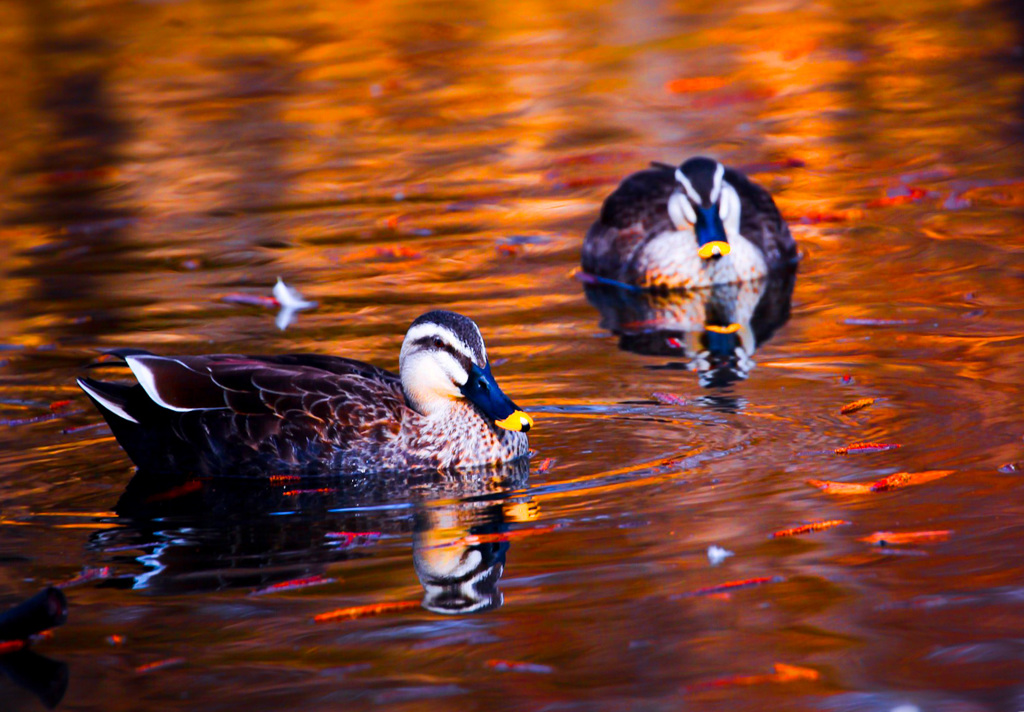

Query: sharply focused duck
581;157;797;289
78;311;533;476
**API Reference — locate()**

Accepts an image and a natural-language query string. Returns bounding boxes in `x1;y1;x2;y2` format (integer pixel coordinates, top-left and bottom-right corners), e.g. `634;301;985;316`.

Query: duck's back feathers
80;351;412;475
581;162;797;283
582;165;677;278
723;167;797;268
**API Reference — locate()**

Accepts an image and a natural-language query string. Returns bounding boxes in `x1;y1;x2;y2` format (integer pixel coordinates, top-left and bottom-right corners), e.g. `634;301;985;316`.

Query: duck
77;310;533;476
581;157;797;289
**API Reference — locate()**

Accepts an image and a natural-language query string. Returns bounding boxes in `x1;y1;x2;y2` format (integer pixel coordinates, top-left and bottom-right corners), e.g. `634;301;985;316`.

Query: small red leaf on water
870;469;954;491
772;520;851;538
58;566;111;589
834;442;901;455
134;658;185;674
686;662;819;691
536;458;556;474
866;188;928;208
840;397;875;414
806;479;873;495
862;530;952;545
314;600;419;623
49;400;72;412
0;640;26;655
250;575;335;596
685;576;782;597
809;470;955;495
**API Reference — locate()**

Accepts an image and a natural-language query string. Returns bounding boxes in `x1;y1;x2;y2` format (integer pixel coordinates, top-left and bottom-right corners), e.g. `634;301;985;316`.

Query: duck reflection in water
583;268;795;387
92;460;531;614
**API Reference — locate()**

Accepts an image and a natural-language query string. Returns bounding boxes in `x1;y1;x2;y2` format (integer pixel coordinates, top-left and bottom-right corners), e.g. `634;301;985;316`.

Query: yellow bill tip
495;410;533;432
697;241;731;259
705;323;741;334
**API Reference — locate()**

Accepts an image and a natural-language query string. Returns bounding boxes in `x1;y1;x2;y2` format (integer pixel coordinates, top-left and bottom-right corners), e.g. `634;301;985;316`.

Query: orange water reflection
1;0;1024;709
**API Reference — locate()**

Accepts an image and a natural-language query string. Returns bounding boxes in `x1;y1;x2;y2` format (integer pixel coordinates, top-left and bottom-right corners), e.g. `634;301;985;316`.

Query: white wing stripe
77;378;139;423
126;355;198;412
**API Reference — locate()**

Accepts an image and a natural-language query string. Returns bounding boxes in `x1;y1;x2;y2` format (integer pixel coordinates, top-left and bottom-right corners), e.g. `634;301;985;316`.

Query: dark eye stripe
412;337;473;372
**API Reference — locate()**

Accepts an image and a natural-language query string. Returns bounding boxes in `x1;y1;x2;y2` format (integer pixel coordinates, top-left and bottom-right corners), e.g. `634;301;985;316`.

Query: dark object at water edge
0;587;68;644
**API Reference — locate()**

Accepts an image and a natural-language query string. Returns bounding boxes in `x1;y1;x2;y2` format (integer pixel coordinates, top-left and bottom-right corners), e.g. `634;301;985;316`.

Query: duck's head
667;157;741;261
399;310;533;432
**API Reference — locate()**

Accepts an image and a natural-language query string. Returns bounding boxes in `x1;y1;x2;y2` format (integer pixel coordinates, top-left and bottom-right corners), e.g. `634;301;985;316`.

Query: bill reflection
584;270;795;387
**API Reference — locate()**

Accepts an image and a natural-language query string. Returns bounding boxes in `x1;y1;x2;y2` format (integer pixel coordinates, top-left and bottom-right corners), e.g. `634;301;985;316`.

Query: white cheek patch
718;184;742;236
436;351;469;388
402;350;467;415
668;192;697;228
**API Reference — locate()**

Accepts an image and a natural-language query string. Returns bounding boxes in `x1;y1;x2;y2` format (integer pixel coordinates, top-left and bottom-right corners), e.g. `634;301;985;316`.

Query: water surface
3;0;1024;709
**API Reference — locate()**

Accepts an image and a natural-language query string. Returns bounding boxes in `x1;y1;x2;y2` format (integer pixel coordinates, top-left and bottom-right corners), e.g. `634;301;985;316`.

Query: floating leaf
687;662;819;691
806;479;873;495
314;600;419;623
834;442;900;455
134;658;185;674
840;397;875;414
250;575;335;596
684;576;783;597
809;470;955;495
861;530;952;545
57;566;111;589
870;469;954;491
772;520;851;538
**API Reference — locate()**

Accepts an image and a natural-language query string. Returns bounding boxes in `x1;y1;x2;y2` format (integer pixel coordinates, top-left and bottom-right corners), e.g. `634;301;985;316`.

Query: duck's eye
431;336;444;349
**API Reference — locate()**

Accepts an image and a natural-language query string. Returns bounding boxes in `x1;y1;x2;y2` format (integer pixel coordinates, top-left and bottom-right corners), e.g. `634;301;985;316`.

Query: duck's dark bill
460;363;534;433
695;205;729;259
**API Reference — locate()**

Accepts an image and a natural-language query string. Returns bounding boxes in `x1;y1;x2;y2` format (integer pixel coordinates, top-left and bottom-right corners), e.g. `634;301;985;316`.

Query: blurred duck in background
581;157;797;290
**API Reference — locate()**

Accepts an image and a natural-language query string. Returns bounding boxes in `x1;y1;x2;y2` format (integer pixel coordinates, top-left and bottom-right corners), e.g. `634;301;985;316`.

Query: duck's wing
89;353;406;459
125;353;406;423
581;166;678;277
723;168;797;268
